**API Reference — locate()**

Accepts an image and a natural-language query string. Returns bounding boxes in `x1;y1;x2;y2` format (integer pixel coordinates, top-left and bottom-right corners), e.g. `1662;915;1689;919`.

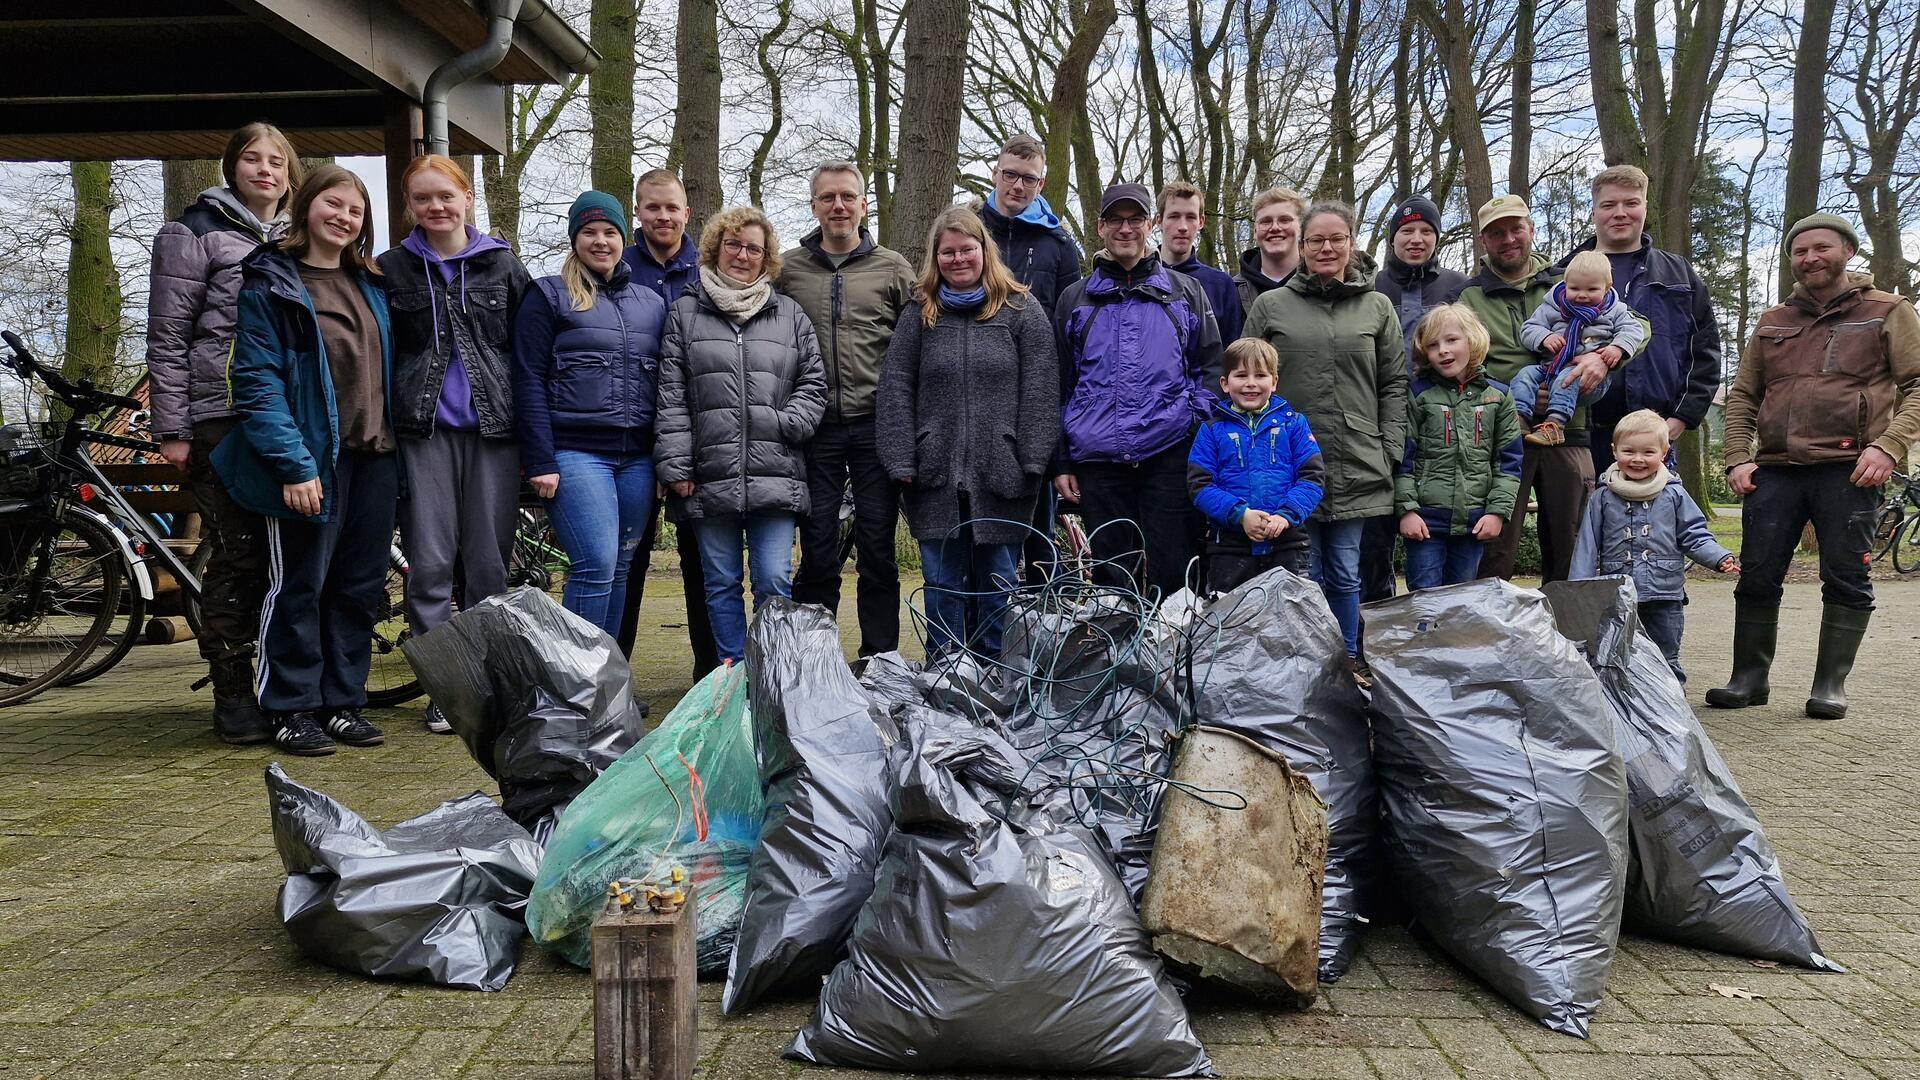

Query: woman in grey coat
877;206;1059;660
654;206;827;662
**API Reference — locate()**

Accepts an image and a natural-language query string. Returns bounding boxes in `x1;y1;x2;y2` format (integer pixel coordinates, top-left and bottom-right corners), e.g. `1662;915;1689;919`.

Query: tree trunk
890;0;968;267
162;160;222;221
1415;0;1494;214
747;0;794;206
1043;0;1119;240
1392;16;1415;200
1781;0;1835;298
1509;0;1535;197
63;161;123;406
1317;0;1361;205
865;5;898;242
589;0;638;207
1135;0;1168;198
675;0;724;231
1584;0;1645;166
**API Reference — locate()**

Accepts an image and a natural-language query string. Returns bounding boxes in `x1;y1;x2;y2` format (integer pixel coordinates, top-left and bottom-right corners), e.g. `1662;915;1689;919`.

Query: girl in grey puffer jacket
654;207;827;662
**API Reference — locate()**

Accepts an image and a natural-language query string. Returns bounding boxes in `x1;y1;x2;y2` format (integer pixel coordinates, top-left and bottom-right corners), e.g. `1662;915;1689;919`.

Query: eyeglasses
1303;234;1352;249
1101;215;1150;230
722;238;766;258
998;168;1045;188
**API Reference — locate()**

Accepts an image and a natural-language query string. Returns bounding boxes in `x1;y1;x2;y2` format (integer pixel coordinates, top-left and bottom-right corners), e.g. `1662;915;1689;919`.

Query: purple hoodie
399;226;512;430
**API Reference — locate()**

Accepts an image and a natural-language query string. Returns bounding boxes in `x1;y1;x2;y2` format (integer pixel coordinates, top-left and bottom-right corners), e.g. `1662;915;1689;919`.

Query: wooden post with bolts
592;878;699;1080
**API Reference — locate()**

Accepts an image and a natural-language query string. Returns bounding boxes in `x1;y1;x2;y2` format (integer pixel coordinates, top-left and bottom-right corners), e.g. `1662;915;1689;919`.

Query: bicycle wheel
181;538;210;641
1872;502;1906;560
364;548;423;707
57;561;145;687
0;507;123;706
1893;514;1920;576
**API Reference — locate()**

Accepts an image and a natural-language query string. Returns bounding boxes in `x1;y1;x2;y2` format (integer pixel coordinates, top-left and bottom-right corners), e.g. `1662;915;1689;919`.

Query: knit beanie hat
1784;212;1860;252
1391;195;1443;235
568;190;629;242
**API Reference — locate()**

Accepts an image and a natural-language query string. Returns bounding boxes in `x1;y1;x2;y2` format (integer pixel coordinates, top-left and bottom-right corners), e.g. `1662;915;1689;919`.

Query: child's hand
1719;555;1739;573
1472;513;1505;540
1242;508;1271;541
1266;514;1291;539
1399;511;1429;542
1542;332;1567;354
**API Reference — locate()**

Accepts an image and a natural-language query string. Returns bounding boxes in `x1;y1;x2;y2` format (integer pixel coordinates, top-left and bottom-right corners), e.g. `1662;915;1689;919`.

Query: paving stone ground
4;573;1919;1079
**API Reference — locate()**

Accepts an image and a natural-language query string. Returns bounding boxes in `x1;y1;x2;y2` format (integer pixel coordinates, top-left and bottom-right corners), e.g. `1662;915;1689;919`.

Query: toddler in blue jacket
1187;338;1326;593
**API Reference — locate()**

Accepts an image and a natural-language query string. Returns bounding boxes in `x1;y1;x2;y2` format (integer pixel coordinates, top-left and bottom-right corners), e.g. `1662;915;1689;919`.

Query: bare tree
481;78;586;253
1044;0;1120;235
891;0;970;265
589;0;639;205
1831;0;1920;296
1780;0;1835;297
63;162;123;400
676;0;724;228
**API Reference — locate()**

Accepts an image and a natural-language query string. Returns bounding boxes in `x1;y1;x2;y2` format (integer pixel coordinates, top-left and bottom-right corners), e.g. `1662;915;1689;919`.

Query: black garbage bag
722;599;899;1013
1542;578;1843;972
1186;567;1380;982
1364;579;1629;1038
401;587;646;841
789;706;1214;1077
857;651;926;707
266;764;543;992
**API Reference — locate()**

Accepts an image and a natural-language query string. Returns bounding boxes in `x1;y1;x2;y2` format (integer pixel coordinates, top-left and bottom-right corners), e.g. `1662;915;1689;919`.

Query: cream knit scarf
700;264;772;323
1601;463;1670;502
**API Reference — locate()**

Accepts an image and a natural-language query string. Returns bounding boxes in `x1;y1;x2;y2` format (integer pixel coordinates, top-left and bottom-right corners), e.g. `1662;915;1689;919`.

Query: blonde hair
1591;164;1650;198
221;122;303;218
561;256;601;312
917;206;1029;328
1410;304;1491;378
1252;186;1307;219
698;206;783;280
1223;338;1279;379
1612;408;1670;451
1564;249;1613;285
279;164;380;276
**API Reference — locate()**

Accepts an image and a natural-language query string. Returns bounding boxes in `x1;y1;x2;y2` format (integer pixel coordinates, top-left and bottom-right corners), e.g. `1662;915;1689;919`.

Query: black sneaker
423;702;453;735
323;709;386;747
273;711;337;757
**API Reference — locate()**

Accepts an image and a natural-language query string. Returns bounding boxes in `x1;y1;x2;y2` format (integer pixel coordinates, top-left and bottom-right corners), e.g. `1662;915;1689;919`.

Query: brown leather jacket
1722;273;1920;469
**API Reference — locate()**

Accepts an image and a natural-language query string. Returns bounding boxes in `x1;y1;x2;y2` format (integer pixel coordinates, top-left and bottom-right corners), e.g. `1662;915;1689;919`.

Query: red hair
400;154;474;197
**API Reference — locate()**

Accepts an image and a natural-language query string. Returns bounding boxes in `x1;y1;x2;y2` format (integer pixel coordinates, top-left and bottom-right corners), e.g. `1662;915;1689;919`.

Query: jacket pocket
1753;324;1807;381
552;353;613;416
1825;320;1887;379
982;429;1028;500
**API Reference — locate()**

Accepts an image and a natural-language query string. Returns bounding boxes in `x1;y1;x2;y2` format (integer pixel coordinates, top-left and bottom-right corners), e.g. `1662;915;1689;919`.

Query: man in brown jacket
1710;213;1920;719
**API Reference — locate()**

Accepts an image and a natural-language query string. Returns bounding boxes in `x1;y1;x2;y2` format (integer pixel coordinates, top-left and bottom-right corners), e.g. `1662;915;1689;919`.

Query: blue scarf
1548;281;1616;373
987;192;1062;230
939;283;987;311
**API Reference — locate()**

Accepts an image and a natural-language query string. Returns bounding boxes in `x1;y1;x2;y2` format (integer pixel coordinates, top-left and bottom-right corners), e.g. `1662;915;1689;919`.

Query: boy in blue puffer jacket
1187;339;1326;593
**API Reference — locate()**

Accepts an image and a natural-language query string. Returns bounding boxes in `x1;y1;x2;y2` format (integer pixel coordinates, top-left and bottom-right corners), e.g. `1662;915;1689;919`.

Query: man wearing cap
1363;194;1468;600
1709;214;1920;720
1555;164;1723;471
1457;193;1646;582
1053;182;1224;600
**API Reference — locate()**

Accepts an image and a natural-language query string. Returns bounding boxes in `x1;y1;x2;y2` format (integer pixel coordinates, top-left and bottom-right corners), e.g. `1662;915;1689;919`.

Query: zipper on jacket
830;273;845;421
735;324;750;514
1442;406;1453;447
613;284;633;455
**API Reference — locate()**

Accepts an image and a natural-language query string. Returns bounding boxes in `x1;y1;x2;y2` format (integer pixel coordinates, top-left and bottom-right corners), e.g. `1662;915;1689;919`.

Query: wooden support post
593;882;698;1080
383;95;424;251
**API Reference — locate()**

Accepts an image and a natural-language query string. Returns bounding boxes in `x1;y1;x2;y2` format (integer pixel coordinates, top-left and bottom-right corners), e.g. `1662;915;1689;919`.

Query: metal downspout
423;0;523;156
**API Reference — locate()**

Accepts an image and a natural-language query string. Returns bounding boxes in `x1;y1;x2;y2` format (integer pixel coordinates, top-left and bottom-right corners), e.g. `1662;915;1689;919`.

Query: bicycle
1868;471;1915;562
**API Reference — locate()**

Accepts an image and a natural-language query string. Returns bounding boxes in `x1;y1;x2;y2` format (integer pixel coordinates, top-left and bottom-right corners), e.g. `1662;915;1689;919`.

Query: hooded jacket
1054;254;1225;467
1554;235;1722;430
1396;371;1524;536
775;226;915;424
1721;272;1920;468
1570;473;1732;602
145;186;286;439
509;259;668;478
376;227;529;440
1163;251;1244;341
980;195;1084;318
1376;253;1467;363
1242;261;1408;520
1187;396;1326;556
654;280;828;521
622;232;700;306
1232;246;1295;314
210;244;393;522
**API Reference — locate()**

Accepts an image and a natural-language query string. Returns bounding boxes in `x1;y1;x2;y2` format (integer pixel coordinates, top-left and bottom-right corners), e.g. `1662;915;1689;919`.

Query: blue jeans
1510;363;1611;424
1404;534;1485;590
545;449;656;640
918;531;1021;661
1304;518;1365;656
692;512;797;662
1637;599;1687;683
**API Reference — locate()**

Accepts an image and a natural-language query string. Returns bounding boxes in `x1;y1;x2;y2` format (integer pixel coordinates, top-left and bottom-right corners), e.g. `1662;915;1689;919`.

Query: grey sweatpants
398;430;521;635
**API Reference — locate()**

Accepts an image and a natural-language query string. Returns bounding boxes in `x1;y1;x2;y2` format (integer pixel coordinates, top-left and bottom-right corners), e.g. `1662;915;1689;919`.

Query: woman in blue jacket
212;164;396;757
511;192;667;639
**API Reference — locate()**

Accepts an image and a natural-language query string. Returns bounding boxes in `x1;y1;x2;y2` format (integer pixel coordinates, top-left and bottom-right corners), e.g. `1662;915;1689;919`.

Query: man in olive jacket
1709;214;1920;720
776;161;917;657
1456;195;1644;583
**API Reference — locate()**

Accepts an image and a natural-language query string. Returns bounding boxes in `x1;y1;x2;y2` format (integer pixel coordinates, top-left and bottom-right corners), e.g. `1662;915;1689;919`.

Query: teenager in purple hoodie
375;156;531;733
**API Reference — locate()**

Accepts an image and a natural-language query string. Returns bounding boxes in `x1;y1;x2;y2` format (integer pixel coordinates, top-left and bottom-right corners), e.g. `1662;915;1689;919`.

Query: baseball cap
1475;194;1531;233
1099;183;1153;219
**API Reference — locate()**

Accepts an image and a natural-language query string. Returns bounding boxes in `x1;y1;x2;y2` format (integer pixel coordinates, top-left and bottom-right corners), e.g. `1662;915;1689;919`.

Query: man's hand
1665;417;1687;443
282;478;323;516
1472;513;1505;541
160;439;191;473
1542;332;1567;355
528;472;559;499
1851;446;1897;488
671;480;696;498
1242;508;1272;541
1399;511;1430;542
1728;462;1758;495
1559;351;1612;394
1053;473;1081;503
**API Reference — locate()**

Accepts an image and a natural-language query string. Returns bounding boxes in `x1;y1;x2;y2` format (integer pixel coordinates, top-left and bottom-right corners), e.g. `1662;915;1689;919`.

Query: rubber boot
1805;605;1871;720
209;655;272;745
1704;602;1778;709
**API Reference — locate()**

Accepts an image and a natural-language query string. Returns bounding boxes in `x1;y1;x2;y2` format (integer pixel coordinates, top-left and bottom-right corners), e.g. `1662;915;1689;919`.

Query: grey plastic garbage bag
402;587;645;840
1542;577;1842;972
857;651;925;707
266;763;542;992
789;706;1214;1077
722;599;899;1013
526;664;760;976
1187;567;1380;981
1364;578;1629;1038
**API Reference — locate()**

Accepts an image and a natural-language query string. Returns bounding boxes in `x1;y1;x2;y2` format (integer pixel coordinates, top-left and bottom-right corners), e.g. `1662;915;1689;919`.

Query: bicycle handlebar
2;330;143;414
